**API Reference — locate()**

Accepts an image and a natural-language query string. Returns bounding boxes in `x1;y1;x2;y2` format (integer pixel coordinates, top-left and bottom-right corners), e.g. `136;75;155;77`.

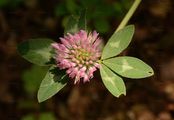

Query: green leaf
37;66;68;103
64;15;79;34
78;9;87;30
100;64;126;97
64;10;87;34
101;25;135;59
103;56;154;79
17;38;54;66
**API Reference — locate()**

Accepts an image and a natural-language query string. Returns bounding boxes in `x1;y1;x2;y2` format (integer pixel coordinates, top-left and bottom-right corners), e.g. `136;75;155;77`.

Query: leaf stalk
116;0;142;32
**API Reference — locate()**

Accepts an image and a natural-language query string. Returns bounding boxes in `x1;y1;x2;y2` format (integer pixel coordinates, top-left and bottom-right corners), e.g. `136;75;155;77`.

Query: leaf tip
38;99;43;103
148;68;154;77
116;91;126;98
128;24;135;30
37;91;44;103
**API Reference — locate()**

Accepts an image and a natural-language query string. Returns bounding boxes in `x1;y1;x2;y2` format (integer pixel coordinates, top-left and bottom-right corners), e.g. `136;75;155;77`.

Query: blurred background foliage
1;0;174;120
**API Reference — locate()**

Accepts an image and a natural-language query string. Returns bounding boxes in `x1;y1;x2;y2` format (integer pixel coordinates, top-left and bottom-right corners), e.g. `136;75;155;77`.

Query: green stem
115;0;142;32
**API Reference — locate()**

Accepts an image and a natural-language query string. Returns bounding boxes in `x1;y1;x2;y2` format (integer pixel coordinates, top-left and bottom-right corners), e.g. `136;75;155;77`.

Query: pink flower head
52;30;103;84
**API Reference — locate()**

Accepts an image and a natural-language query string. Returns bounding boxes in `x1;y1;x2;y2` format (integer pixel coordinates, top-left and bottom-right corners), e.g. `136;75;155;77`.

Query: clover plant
17;0;154;102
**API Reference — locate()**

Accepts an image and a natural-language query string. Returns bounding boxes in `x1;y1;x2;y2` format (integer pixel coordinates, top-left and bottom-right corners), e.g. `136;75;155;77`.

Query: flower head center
70;48;93;66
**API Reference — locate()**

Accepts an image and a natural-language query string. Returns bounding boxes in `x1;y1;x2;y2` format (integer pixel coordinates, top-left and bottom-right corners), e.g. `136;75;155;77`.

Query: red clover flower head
52;30;103;84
